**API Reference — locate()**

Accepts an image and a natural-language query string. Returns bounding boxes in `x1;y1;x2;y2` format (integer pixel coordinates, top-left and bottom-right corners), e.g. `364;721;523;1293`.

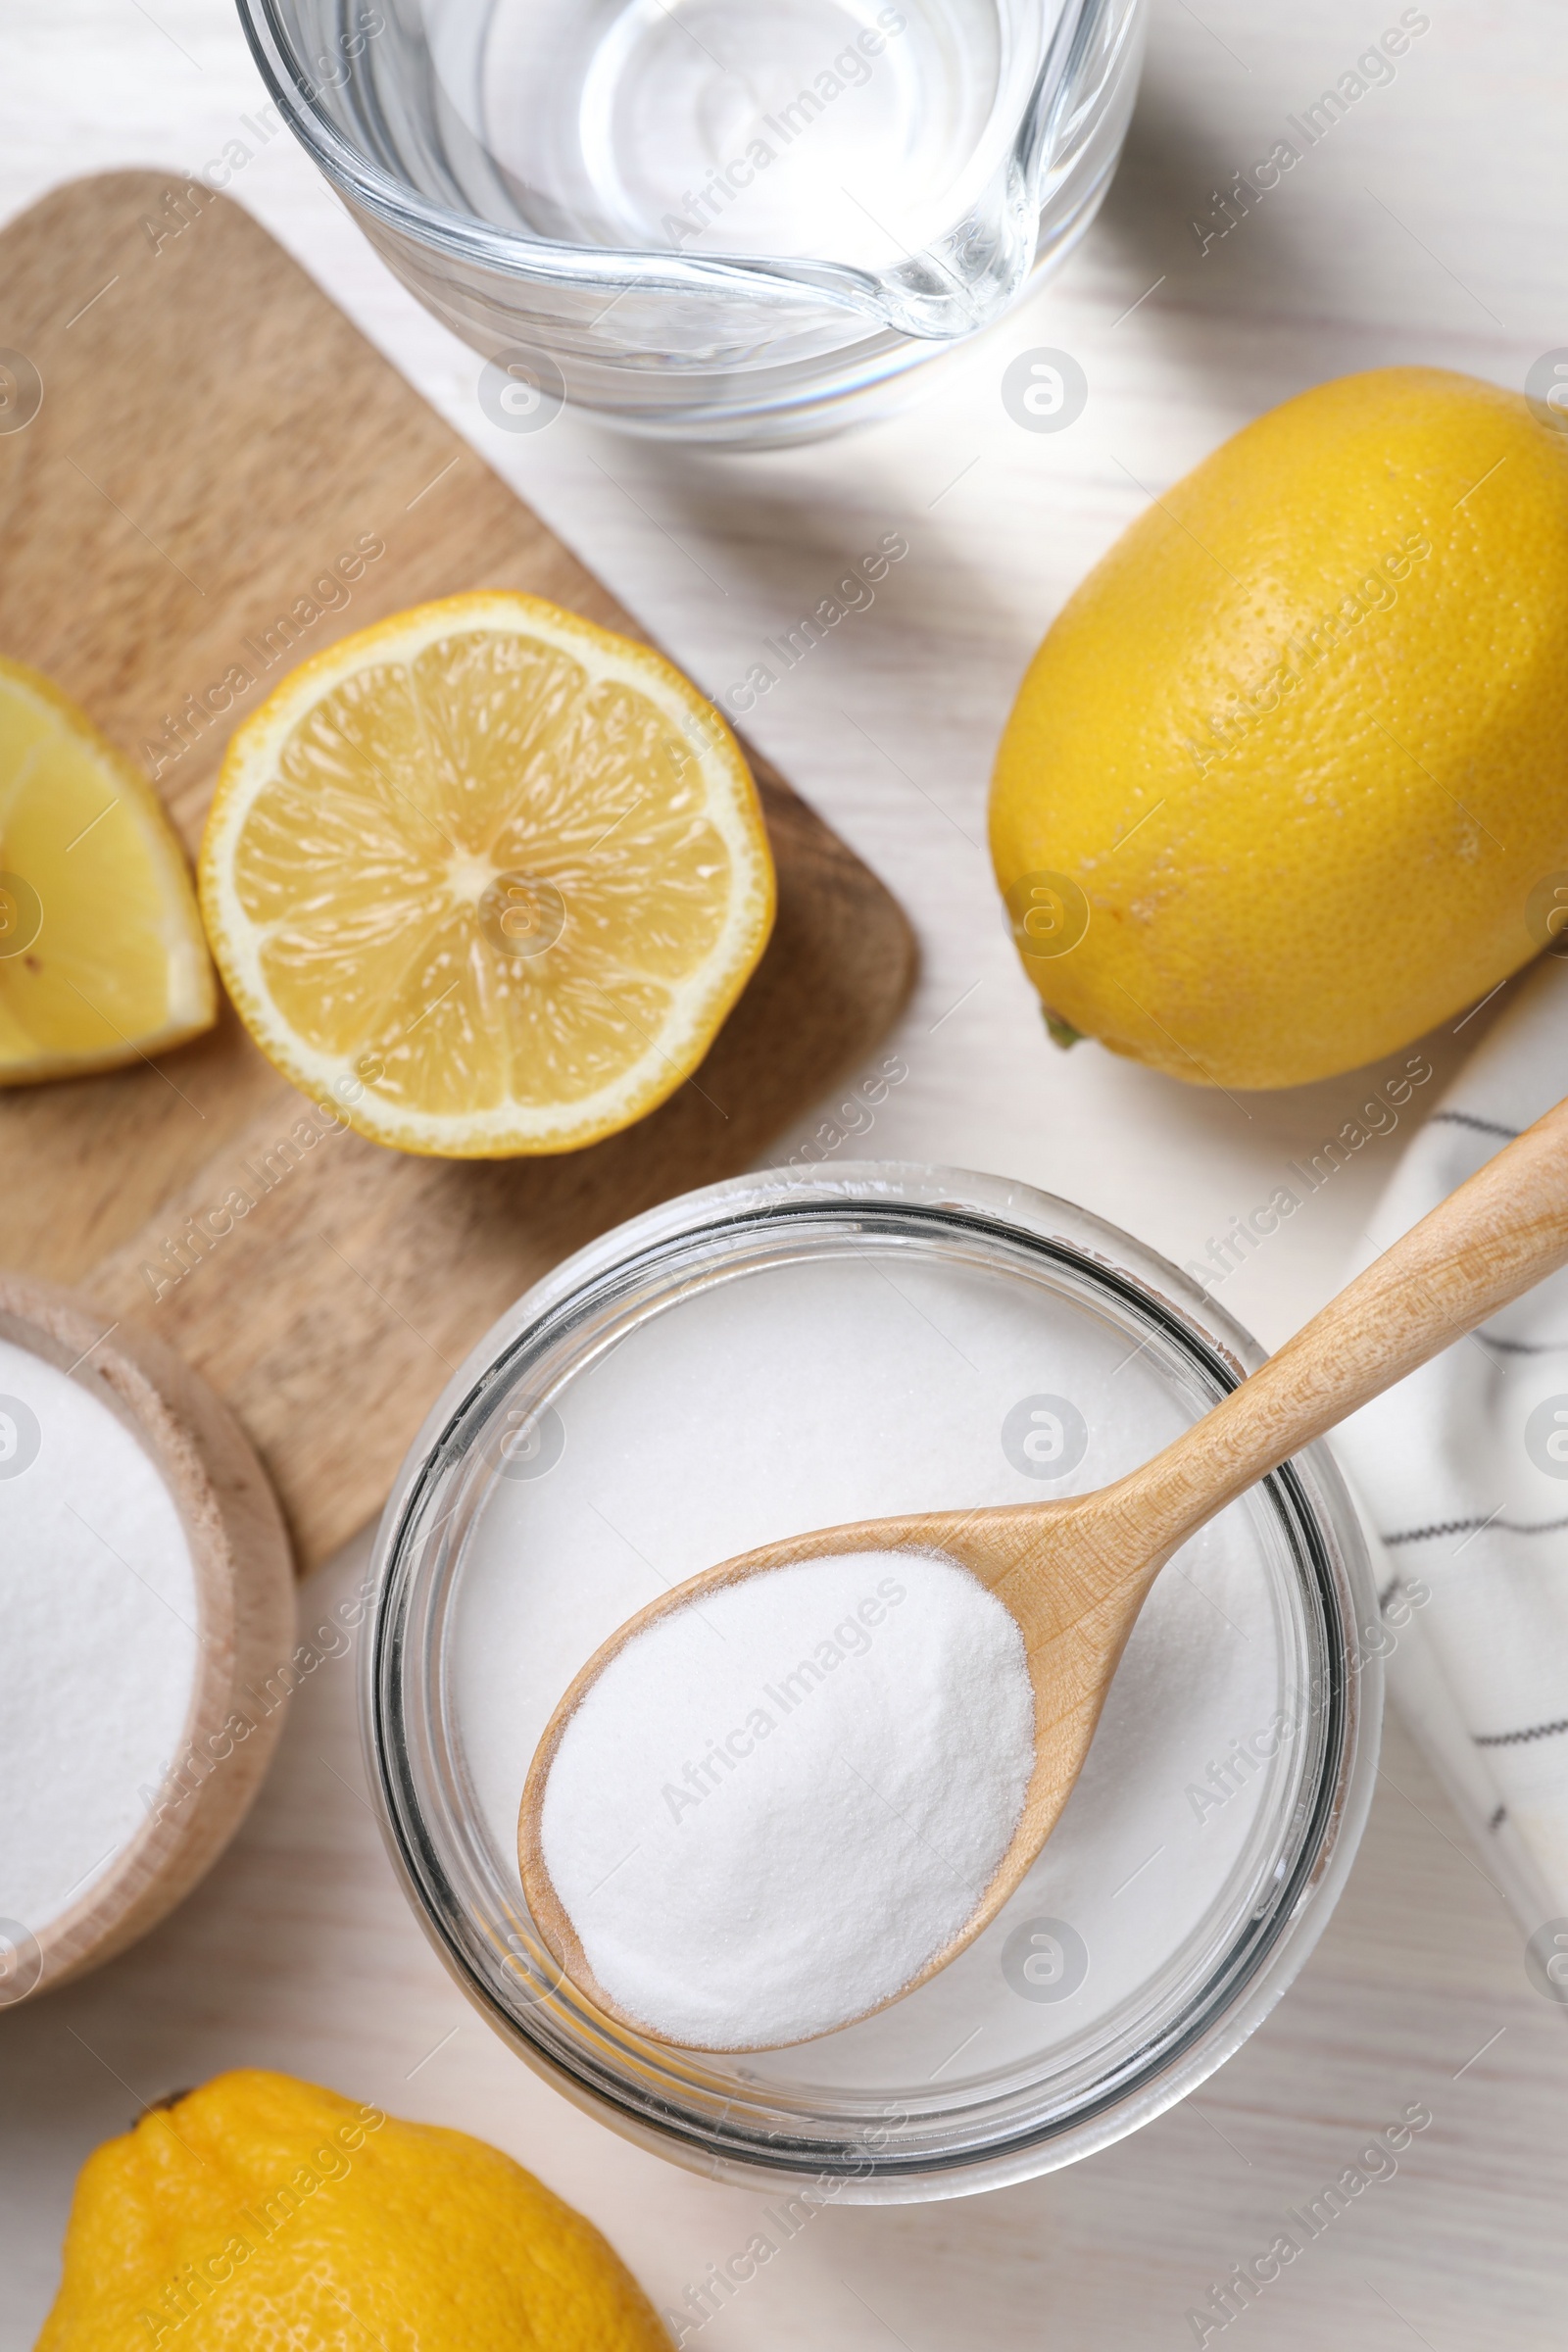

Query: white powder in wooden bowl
0;1337;198;1947
537;1548;1034;2047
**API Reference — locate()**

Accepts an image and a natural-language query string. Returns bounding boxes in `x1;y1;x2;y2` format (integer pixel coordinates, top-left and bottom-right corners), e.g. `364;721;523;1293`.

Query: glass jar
234;0;1146;443
363;1163;1381;2200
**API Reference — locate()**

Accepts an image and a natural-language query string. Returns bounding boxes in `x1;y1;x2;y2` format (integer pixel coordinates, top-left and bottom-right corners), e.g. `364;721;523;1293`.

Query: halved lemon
0;657;216;1085
198;593;775;1156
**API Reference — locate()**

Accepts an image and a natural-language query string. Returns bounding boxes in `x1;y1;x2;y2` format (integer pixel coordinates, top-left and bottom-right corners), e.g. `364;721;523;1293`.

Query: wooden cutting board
0;171;916;1572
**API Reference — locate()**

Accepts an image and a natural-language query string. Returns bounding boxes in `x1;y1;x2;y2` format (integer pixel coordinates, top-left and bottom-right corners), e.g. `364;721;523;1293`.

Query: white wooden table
5;3;1568;2343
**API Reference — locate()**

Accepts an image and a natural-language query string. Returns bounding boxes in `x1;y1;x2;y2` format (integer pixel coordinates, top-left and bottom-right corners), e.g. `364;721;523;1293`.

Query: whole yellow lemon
35;2069;671;2351
990;367;1568;1089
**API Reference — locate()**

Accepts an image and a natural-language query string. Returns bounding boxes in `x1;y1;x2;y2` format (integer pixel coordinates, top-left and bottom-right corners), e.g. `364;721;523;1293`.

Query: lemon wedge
198;593;775;1156
0;657;216;1085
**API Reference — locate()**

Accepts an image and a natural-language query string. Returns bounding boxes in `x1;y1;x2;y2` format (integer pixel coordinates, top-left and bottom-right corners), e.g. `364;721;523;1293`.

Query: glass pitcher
236;0;1146;441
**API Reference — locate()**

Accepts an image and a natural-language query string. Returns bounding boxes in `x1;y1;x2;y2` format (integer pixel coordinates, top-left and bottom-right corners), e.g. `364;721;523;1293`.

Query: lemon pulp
200;594;774;1155
0;658;215;1085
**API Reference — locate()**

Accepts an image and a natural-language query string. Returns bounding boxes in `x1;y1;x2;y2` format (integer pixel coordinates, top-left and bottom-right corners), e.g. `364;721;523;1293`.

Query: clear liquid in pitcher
403;0;1059;270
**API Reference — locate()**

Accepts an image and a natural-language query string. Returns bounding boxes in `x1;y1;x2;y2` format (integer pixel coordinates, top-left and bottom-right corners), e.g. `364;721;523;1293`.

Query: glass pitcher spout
743;0;1133;339
683;161;1044;342
237;0;1147;438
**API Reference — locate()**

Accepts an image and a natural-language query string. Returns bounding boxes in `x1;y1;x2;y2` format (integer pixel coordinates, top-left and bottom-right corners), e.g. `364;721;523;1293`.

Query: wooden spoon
519;1096;1568;2048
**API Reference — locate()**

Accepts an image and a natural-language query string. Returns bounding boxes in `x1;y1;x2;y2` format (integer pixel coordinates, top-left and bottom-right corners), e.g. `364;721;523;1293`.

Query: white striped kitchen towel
1333;952;1568;1937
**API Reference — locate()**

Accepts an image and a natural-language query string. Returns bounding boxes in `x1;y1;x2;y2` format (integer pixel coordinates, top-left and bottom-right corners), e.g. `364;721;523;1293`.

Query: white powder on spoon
537;1547;1035;2048
0;1336;198;1940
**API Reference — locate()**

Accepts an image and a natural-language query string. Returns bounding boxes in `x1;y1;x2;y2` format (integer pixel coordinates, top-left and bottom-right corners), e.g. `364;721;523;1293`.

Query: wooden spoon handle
1111;1092;1568;1563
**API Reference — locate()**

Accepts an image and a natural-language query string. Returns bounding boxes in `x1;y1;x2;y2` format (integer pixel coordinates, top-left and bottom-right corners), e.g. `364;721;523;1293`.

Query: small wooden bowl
0;1273;295;2003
